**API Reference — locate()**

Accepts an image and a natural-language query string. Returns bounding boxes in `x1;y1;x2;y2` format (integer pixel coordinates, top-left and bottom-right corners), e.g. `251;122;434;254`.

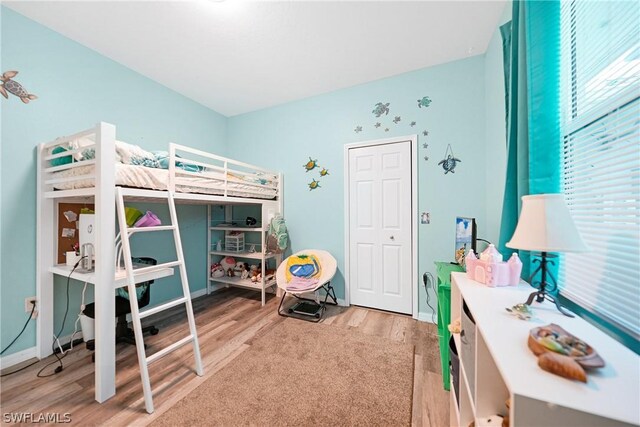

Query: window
559;0;640;344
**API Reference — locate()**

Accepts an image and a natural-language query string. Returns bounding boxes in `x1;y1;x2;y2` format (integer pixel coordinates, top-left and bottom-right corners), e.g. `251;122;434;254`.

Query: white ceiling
6;1;507;116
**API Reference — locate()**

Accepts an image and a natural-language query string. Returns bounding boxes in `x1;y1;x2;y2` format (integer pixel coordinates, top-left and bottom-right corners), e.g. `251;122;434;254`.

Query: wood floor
0;288;449;426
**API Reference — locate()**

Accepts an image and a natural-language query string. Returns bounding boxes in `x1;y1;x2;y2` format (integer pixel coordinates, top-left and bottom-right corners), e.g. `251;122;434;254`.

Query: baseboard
57;330;84;346
190;288;208;299
3;287;208;370
337;298;347;307
0;328;87;370
417;312;436;324
0;346;37;370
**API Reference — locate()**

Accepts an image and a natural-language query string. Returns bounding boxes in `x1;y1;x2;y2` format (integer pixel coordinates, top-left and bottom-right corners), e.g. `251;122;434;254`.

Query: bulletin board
57;202;94;264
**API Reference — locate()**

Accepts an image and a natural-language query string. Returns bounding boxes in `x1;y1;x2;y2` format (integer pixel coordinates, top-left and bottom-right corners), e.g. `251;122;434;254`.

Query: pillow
50;146;73;166
115;141;160;168
70;136;97;161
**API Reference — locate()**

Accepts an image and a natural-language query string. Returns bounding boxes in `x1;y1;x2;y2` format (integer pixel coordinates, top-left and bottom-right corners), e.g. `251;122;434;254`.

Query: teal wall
227;55;489;318
0;8;227;356
1;6;509;357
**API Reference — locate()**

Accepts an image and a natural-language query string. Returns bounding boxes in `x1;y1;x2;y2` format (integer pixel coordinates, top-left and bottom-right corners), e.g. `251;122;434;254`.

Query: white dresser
450;272;639;427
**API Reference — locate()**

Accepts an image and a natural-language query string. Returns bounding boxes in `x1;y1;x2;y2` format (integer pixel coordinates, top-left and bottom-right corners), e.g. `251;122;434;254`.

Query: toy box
465;244;522;287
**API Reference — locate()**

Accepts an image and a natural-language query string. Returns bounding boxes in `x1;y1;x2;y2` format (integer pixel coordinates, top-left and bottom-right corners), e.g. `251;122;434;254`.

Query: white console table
450;272;639;427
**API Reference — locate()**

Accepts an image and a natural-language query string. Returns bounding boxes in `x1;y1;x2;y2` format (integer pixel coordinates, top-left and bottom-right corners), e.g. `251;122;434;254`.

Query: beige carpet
152;319;415;426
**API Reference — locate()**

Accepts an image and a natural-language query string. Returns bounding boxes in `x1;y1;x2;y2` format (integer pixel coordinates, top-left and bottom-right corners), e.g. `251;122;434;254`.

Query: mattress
52;164;277;200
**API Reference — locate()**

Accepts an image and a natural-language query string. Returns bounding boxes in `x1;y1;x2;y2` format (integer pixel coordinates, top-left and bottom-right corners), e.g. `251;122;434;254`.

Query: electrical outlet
25;297;37;313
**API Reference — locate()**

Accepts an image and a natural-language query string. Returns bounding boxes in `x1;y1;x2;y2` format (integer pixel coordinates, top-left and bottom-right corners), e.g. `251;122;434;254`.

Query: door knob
390;235;395;240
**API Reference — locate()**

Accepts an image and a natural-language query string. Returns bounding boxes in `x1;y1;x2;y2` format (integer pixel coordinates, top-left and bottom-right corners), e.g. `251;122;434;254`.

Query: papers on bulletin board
63;210;78;223
57;203;95;264
61;228;75;238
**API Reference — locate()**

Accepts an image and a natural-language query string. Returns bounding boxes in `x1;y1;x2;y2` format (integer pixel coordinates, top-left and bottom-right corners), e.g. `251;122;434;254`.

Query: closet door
348;140;412;314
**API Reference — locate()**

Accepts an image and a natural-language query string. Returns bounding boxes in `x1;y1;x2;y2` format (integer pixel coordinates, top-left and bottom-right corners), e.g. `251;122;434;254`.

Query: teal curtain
498;0;530;275
526;1;561;195
500;21;512;136
498;0;561;280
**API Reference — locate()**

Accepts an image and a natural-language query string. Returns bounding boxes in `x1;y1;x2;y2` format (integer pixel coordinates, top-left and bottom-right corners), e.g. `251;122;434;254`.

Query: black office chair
83;257;159;361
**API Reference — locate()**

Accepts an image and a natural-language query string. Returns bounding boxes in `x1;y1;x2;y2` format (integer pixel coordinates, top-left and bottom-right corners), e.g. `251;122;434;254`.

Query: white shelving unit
450;272;639;427
207;203;282;306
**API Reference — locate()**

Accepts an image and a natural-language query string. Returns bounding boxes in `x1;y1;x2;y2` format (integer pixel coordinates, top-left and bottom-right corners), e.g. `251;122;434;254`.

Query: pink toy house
465;244;522;287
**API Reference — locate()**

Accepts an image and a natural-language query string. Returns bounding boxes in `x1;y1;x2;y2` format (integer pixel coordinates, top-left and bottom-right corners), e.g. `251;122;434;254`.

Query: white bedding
52;164;277;199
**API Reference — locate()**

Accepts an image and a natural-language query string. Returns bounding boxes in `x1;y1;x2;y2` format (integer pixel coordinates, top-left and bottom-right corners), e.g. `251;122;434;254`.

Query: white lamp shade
506;194;589;253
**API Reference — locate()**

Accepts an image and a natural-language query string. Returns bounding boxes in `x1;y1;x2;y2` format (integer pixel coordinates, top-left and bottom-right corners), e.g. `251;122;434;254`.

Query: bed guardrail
40;128;99;191
169;143;280;199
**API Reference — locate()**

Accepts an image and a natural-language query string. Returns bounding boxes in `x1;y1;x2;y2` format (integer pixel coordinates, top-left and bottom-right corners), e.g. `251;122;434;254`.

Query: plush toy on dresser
465;244;522;287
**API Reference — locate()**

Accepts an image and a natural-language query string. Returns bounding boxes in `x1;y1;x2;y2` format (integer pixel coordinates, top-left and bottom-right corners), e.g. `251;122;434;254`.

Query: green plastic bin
434;261;464;391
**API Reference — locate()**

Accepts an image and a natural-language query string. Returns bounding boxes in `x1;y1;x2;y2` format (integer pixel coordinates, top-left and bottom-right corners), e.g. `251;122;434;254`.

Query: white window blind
559;0;640;341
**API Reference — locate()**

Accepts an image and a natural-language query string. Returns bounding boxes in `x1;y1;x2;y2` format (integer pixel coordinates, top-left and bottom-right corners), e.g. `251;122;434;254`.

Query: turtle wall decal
0;71;37;103
308;179;321;191
303;157;319;172
372;102;390;117
417;96;432;109
438;144;461;174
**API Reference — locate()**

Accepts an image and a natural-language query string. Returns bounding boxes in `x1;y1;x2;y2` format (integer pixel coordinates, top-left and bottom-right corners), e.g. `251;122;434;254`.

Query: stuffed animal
448;318;461;334
226;268;234;278
264;268;276;281
210;262;224;278
250;264;262;282
220;256;236;272
240;263;249;280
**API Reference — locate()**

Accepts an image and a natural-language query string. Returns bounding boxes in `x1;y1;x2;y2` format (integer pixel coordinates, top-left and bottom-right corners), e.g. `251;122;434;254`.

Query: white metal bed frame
36;122;283;406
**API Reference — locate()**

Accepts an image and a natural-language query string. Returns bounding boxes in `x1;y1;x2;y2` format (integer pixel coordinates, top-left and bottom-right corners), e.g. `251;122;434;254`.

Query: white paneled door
348;140;412;314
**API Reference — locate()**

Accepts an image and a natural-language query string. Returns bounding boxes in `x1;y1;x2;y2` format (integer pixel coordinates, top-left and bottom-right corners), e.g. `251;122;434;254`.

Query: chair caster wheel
315;313;320;319
288;308;293;314
150;327;159;335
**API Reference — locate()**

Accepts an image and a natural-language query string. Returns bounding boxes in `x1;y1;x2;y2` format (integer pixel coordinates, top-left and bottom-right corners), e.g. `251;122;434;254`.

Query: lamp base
524;289;574;317
525;252;574;317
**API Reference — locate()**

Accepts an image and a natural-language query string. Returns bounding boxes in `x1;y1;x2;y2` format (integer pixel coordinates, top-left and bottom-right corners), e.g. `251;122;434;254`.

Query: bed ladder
115;187;204;414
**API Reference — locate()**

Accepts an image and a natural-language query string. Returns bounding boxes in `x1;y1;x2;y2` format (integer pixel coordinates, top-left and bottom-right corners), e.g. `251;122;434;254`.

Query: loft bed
41;126;281;202
36;122;283;409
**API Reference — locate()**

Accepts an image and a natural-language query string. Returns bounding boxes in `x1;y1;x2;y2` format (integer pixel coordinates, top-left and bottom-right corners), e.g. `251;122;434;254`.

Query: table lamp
506;194;588;317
